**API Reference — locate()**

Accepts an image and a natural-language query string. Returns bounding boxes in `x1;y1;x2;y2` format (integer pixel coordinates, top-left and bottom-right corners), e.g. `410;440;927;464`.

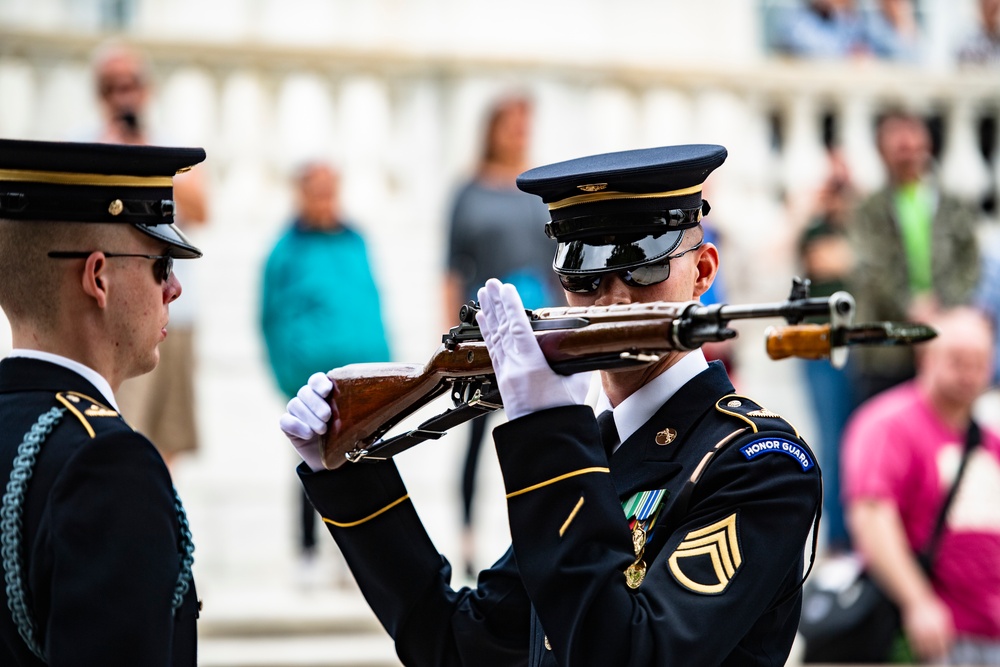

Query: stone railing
2;29;997;320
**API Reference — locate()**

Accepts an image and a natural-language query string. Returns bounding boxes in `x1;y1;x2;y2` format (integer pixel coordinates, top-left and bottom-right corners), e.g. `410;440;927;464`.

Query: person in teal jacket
261;161;390;577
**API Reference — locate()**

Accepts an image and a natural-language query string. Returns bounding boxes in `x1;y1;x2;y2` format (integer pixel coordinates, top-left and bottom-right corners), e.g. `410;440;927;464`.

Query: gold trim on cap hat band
548;184;703;211
0;169;174;188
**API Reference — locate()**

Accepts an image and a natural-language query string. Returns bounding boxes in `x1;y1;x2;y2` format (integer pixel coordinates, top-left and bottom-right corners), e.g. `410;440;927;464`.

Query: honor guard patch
739;437;815;472
668;513;742;595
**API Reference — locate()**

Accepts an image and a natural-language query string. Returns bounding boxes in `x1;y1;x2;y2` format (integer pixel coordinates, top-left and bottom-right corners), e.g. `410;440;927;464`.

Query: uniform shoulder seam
714;394;799;438
54;391;124;440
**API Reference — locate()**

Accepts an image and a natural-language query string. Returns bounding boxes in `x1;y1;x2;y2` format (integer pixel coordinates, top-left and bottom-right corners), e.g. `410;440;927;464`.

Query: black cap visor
133;222;202;259
554;228;684;274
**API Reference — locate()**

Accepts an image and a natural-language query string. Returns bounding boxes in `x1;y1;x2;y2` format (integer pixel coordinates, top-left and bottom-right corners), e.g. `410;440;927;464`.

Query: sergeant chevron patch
668;513;742;595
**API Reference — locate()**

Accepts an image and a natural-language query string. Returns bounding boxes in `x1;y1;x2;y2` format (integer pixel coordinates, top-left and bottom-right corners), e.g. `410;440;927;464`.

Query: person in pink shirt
843;307;1000;664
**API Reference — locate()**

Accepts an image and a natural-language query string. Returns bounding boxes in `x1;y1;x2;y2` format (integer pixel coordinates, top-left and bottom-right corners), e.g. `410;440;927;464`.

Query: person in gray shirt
443;95;561;577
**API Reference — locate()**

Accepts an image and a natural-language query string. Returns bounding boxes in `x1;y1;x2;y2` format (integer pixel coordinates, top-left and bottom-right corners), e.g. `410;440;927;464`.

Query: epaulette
54;391;122;439
714;394;799;438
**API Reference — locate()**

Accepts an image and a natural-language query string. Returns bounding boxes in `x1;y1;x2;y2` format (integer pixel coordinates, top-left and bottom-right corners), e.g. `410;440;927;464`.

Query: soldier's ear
80;252;109;309
691;243;719;300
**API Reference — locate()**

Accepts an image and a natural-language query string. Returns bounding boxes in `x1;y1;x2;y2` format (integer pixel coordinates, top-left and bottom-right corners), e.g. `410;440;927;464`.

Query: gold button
108;199;124;216
726;400;742;408
544;635;552;651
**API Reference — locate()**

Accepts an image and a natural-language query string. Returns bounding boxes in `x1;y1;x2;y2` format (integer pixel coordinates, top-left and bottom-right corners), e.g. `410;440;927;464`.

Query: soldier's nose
594;274;633;307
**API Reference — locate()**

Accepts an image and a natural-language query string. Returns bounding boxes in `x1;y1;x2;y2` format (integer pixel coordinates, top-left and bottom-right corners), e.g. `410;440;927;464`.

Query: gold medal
621;495;664;591
631;523;646;556
625;559;646;588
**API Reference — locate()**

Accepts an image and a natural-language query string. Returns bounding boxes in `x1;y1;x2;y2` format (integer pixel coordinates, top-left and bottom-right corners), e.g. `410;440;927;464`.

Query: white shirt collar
595;349;709;450
6;349;120;411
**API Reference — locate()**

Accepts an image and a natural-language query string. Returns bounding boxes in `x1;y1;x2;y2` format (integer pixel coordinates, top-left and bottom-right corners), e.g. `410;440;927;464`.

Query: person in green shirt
848;110;981;405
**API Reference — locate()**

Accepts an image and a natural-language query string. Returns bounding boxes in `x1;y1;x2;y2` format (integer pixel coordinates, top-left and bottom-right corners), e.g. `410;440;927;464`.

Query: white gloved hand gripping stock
279;371;340;471
476;279;591;421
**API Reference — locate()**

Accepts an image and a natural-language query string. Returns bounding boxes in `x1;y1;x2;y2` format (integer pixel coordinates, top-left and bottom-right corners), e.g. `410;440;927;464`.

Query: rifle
319;278;934;470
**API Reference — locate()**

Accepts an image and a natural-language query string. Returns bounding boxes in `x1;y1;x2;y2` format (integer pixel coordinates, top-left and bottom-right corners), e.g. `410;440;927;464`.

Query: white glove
476;278;591;421
279;371;339;471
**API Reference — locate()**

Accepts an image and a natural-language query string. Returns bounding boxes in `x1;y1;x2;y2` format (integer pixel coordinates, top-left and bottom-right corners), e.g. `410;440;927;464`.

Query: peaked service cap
516;144;727;275
0;138;205;258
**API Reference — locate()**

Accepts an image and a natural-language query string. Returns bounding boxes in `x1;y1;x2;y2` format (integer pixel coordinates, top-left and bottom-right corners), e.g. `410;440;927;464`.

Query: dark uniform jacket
0;358;198;666
300;362;821;666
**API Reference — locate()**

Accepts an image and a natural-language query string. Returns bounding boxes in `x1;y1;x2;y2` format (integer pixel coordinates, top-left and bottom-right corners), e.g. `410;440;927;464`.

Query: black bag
799;555;900;663
799;420;981;664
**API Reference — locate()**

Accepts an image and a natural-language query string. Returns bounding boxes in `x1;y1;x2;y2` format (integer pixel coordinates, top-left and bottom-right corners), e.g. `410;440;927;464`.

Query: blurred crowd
5;1;999;661
788;105;1000;662
770;0;1000;65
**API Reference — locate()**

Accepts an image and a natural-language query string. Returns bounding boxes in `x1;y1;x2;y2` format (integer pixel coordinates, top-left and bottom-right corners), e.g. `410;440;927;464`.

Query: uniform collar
609;361;735;499
596;348;709;450
5;349;119;411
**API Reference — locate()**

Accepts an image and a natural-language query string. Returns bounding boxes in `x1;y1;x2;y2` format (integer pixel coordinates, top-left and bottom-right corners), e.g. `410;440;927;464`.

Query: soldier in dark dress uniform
0;139;203;665
281;145;823;666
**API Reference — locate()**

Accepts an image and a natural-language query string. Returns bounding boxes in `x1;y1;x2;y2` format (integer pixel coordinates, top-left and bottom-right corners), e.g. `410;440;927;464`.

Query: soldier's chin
135;349;161;378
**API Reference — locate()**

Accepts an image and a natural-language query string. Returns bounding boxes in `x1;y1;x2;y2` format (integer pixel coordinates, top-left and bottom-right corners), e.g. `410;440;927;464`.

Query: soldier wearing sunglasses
0;138;202;665
282;145;822;666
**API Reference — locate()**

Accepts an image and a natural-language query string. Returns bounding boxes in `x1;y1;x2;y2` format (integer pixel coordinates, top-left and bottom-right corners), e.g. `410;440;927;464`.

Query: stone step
197;585;401;667
198;635;400;667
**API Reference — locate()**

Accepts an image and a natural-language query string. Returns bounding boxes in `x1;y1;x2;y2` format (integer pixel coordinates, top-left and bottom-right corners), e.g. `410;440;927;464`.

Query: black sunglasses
48;251;174;284
558;241;705;294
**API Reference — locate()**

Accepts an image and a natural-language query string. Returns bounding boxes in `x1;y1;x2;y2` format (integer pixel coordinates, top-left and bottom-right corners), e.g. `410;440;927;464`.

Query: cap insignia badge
577;183;607;193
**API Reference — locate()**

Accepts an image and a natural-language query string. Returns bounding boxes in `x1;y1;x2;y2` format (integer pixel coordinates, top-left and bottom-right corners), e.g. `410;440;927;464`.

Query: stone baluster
992;108;1000;220
35;60;93;140
531;77;586;165
216;68;275;226
838;94;884;193
939;96;993;203
779;93;828;198
158;65;219;149
583;83;640;156
639;87;695;148
0;57;37;138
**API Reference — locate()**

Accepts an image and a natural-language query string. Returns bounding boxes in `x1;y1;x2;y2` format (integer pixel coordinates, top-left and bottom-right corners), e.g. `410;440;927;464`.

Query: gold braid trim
0;169;174;187
506;467;610;499
321;494;410;528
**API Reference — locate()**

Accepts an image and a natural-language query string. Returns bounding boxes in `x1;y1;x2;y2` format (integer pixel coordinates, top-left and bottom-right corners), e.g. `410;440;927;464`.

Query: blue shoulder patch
739;437;814;472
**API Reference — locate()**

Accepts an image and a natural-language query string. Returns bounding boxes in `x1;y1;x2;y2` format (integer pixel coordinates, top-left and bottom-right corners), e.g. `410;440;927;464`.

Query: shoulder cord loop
1;408;197;664
1;407;65;661
172;487;195;610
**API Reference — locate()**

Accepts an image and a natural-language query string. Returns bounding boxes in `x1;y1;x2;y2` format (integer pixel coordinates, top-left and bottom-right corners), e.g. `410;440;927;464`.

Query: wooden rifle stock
323;302;689;469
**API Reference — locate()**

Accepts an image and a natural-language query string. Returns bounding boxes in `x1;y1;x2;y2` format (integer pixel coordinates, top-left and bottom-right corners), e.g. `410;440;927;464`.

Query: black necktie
596;410;619;458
